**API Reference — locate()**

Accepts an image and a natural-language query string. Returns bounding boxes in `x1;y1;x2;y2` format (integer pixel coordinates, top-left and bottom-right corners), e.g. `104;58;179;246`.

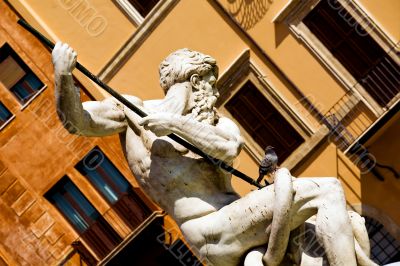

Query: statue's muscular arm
53;42;128;136
139;114;244;162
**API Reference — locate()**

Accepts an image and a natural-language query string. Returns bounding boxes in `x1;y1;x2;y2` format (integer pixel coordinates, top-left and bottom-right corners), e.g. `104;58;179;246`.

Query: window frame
0;43;47;109
217;50;309;163
75;147;152;230
0;101;15;131
45;176;103;234
75;147;133;205
274;0;400;116
364;216;400;264
45;176;122;259
272;0;400;117
113;0;162;26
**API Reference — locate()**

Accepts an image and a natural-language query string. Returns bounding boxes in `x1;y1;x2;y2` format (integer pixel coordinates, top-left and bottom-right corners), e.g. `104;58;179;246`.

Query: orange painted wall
0;2;157;264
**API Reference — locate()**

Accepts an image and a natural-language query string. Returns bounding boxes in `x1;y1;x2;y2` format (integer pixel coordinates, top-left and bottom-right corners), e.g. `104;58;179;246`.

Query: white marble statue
52;42;377;266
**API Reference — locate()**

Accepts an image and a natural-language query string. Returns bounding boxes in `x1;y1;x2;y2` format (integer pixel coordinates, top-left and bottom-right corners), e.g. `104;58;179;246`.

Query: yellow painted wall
296;142;363;208
356;0;400;42
293;120;400;227
218;0;348;114
363;112;400;225
108;0;249;100
8;0;135;73
294;141;339;178
8;0;136;99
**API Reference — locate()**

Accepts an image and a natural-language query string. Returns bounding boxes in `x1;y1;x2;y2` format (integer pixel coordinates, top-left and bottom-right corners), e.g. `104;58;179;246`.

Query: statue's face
187;70;219;111
201;70;219;99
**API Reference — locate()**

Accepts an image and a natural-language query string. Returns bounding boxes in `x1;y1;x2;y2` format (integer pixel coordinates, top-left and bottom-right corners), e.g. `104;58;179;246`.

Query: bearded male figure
53;42;376;266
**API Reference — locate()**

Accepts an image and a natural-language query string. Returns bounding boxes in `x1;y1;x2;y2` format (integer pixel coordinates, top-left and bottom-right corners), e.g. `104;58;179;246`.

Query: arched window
364;216;400;264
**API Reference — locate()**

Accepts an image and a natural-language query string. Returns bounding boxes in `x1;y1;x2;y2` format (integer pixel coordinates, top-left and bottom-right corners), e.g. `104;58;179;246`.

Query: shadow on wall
226;0;273;30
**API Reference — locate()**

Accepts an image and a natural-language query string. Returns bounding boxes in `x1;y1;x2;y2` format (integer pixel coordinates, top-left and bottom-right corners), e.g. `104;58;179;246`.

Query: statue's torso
122;108;239;224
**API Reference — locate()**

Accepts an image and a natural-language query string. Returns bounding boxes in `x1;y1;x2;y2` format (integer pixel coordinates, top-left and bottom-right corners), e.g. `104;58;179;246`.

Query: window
0;43;44;105
45;176;122;259
365;216;400;264
0;101;13;128
76;147;151;230
226;81;304;161
114;0;160;25
303;0;400;107
127;0;160;17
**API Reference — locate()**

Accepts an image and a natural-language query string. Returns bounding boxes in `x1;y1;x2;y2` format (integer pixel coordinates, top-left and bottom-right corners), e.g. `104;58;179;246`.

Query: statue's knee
180;221;205;247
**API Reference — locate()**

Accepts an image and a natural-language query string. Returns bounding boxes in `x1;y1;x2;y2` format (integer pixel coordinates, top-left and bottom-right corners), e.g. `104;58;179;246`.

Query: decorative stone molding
113;0;145;26
98;0;179;83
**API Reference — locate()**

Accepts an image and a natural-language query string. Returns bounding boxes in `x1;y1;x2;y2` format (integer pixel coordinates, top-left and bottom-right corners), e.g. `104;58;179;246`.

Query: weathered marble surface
52;43;377;266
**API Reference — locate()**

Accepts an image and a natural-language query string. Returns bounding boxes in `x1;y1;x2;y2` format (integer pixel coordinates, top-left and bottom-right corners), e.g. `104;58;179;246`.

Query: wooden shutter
0;56;25;89
226;81;304;161
303;0;400;107
113;190;152;230
81;216;122;259
46;177;122;259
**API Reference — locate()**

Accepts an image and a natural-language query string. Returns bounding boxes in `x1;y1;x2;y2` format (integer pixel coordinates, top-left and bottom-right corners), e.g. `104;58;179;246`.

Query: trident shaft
17;18;263;189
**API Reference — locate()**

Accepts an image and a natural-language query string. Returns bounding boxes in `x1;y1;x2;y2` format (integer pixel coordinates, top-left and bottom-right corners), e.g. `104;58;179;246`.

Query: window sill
20;85;48;111
0;114;16;131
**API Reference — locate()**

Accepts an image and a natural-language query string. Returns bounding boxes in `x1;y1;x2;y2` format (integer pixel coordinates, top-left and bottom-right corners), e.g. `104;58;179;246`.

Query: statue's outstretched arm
53;42;127;136
263;168;294;266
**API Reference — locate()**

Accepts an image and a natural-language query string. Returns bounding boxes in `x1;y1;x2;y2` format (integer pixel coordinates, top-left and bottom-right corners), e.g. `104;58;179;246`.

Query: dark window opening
0;43;44;104
0;101;13;128
226;81;304;161
45;176;122;259
303;0;400;107
364;216;400;264
128;0;160;18
106;216;201;266
76;147;151;230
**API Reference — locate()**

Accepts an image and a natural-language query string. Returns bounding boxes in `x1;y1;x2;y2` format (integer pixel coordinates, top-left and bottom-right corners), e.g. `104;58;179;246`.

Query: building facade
0;0;399;265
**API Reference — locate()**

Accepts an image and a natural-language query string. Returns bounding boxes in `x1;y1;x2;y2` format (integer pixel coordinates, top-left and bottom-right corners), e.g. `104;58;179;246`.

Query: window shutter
0;56;26;89
45;176;122;259
226;81;304;161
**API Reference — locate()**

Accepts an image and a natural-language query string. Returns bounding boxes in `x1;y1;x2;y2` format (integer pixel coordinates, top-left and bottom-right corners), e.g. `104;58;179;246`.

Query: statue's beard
159;82;219;125
190;86;219;125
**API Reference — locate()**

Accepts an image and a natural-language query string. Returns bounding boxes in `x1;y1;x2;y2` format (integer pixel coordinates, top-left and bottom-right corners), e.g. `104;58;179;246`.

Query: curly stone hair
159;48;218;94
